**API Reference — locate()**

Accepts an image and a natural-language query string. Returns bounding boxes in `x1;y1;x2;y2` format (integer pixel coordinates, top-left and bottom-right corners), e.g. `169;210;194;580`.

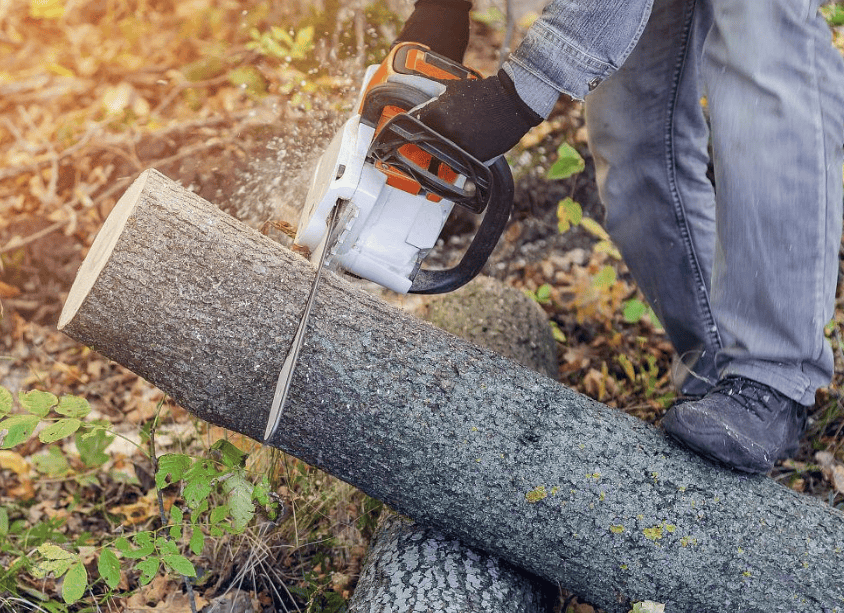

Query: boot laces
710;376;785;420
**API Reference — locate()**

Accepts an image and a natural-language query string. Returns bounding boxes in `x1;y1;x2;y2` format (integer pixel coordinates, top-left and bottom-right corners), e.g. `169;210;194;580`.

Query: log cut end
58;170;151;332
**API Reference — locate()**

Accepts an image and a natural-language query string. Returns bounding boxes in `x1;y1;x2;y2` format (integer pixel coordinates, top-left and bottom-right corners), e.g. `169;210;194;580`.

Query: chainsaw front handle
409;156;513;294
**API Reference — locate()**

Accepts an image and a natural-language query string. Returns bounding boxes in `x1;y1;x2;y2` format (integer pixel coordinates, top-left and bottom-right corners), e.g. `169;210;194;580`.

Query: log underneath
348;513;556;613
60;170;844;613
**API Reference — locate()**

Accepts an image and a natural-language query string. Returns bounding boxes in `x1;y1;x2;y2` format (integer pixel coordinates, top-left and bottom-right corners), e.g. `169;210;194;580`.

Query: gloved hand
412;69;543;162
394;0;472;63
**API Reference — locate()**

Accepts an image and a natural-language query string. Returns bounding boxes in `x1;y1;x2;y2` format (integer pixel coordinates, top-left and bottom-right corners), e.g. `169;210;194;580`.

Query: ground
1;2;844;612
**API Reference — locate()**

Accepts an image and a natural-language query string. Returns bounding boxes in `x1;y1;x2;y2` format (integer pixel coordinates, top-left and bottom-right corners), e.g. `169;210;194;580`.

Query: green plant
822;3;844;26
547;141;615;256
525;283;553;305
557;197;582;233
246;25;315;63
470;6;506;29
0;384;281;609
549;321;567;343
545;143;663;330
547;142;585;181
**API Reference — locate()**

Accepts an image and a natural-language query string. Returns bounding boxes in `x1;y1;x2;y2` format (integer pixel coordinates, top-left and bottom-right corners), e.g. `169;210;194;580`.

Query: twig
145;110;254;141
0;124;100;182
152;74;232;116
499;0;515;70
45;156;60;207
0;220;67;255
95;142;145;172
0;597;50;613
1;116;37;154
15;106;61;206
149;137;231;169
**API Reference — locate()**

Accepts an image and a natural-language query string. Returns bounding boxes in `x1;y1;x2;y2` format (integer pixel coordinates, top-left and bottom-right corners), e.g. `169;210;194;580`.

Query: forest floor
2;2;844;612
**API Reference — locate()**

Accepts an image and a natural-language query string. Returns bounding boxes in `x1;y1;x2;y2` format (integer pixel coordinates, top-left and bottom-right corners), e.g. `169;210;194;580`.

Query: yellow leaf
47;63;74;78
518;11;539;30
617;354;636;383
580;217;610;241
0;450;30;478
592;265;617;289
30;0;64;19
594;239;622;260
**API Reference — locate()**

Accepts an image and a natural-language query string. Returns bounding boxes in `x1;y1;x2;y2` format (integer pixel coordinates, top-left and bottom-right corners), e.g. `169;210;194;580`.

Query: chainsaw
264;42;515;441
295;41;515;294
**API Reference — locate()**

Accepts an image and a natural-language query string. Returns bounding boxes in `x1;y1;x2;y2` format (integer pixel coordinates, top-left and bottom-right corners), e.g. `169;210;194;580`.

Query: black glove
394;0;472;63
412;69;543;162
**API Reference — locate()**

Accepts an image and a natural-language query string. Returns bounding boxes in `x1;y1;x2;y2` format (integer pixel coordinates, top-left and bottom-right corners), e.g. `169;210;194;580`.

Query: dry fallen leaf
109;489;170;526
0;281;22;298
815;451;844;495
0;450;35;499
0;450;30;476
124;586;210;613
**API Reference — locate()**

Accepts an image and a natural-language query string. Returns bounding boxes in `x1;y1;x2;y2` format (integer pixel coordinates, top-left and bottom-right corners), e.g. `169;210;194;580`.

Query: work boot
662;376;807;474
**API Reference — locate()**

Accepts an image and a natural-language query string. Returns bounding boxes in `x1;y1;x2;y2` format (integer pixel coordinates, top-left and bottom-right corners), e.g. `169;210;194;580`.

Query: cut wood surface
60;169;844;613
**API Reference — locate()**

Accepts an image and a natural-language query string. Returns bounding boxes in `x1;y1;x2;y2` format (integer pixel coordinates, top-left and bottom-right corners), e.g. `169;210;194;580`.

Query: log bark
60;170;844;613
419;275;559;380
349;512;557;613
348;277;559;613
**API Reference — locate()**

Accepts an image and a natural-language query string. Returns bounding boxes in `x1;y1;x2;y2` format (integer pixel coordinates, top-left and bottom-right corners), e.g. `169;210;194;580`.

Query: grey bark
348;277;558;613
349;513;556;613
59;170;844;613
419;275;559;380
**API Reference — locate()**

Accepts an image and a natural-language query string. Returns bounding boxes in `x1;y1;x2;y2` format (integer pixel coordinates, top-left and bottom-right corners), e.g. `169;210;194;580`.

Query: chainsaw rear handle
408;156;513;294
359;42;516;294
365;98;492;214
361;42;490;213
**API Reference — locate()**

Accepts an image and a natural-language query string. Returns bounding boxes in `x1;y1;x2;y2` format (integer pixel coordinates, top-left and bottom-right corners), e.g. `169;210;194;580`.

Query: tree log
348;277;559;613
349;512;557;613
59;170;844;613
420;275;559;380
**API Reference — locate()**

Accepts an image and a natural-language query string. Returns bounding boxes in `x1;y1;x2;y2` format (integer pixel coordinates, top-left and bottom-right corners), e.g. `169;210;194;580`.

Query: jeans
586;0;844;404
509;0;844;404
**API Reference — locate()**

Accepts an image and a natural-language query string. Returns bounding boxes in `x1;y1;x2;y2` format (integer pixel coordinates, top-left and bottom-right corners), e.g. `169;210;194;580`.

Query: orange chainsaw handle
359;43;482;206
359;42;480;118
359;43;516;294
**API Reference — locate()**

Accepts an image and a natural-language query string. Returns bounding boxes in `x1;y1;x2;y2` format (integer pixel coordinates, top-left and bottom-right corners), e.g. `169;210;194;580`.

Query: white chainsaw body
295;68;457;294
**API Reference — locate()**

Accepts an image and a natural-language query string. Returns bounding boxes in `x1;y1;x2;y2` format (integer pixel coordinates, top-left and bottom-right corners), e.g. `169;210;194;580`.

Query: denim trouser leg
704;0;844;404
586;0;721;396
586;0;844;403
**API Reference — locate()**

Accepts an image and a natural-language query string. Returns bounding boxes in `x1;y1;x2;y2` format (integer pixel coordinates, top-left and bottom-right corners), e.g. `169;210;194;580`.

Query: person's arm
393;0;654;162
504;0;653;109
394;0;473;63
